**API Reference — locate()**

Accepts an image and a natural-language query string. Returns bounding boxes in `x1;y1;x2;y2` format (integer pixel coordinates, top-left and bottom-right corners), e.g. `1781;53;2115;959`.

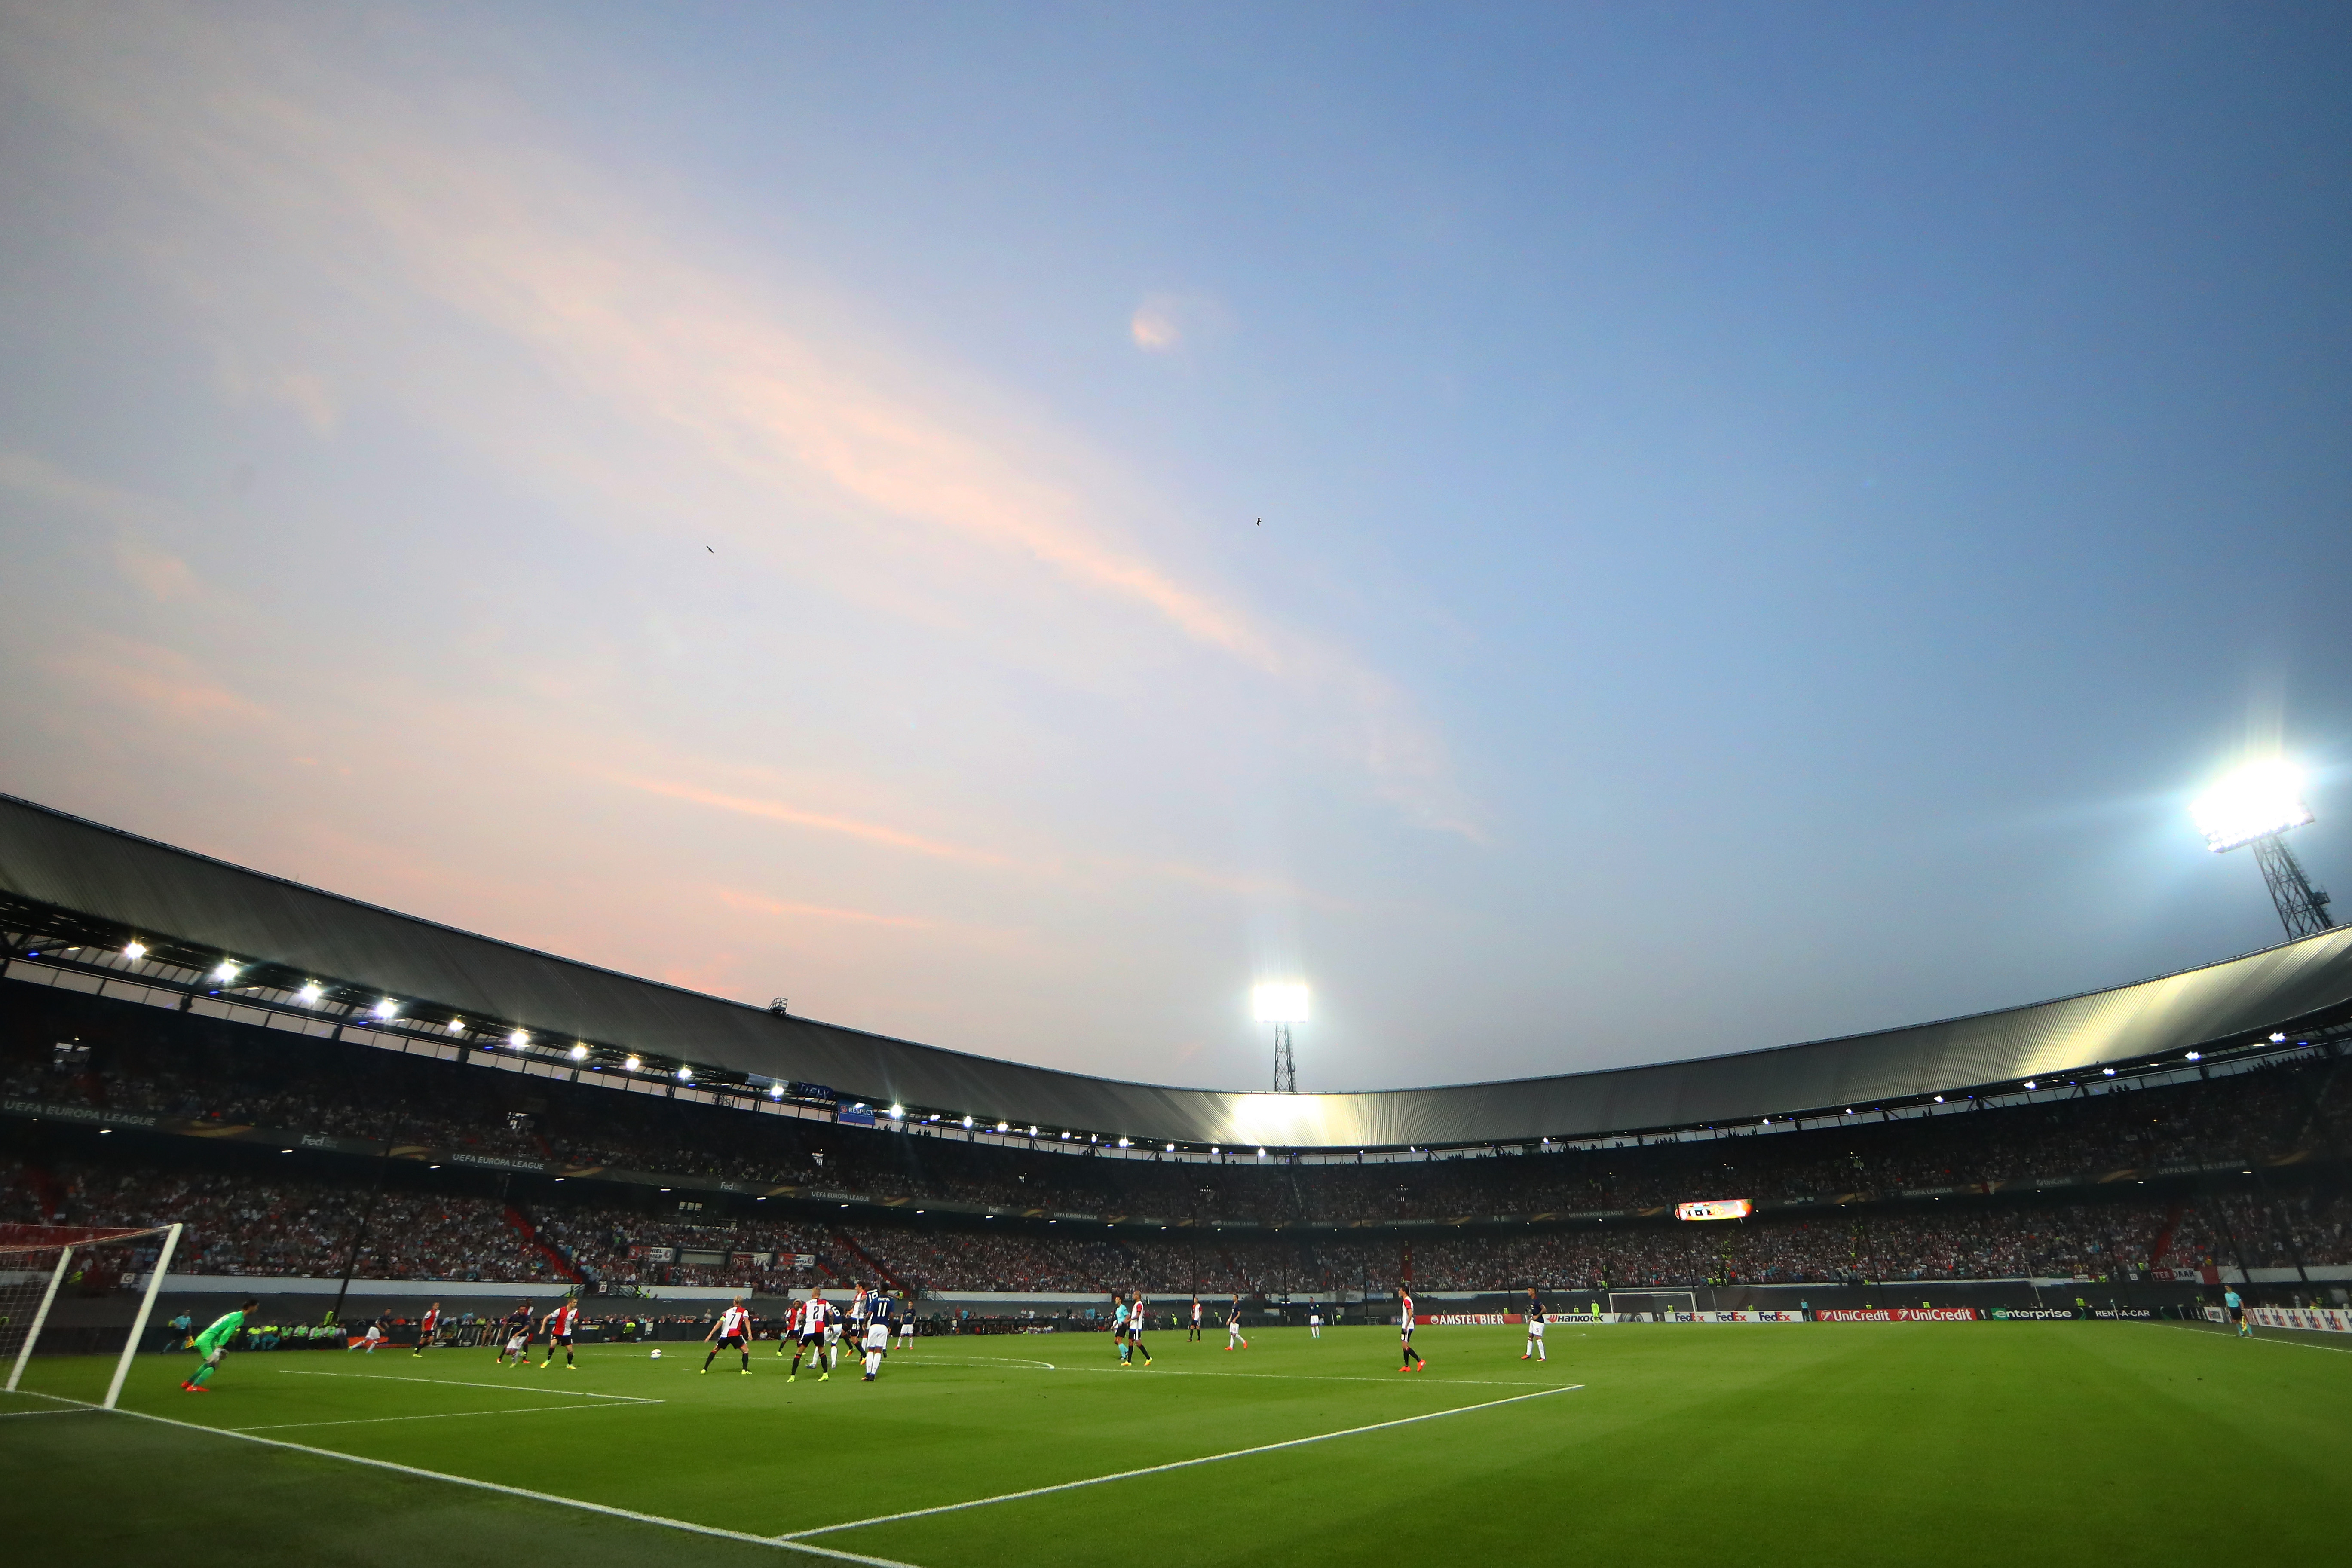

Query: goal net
1606;1290;1698;1321
2;1222;183;1409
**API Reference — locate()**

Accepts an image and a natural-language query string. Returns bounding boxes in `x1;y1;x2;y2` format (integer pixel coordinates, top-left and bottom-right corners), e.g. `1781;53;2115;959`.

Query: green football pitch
3;1322;2345;1565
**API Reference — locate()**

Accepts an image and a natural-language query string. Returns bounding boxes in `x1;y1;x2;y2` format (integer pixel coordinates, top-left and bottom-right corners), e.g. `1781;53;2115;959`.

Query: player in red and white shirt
787;1295;830;1381
1398;1288;1425;1372
701;1297;755;1376
541;1296;582;1370
413;1302;441;1358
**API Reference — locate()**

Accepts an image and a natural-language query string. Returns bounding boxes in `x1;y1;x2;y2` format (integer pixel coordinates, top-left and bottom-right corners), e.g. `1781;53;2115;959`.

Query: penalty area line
276;1368;654;1401
781;1381;1582;1541
235;1400;662;1433
46;1395;923;1568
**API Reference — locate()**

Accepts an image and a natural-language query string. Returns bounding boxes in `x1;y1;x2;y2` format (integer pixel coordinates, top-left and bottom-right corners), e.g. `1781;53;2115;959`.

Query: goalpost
1;1222;183;1409
1606;1289;1698;1321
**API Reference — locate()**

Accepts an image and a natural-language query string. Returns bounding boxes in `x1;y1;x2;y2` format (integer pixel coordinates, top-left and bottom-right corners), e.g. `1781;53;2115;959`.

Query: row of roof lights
91;935;2325;1157
111;937;1213;1148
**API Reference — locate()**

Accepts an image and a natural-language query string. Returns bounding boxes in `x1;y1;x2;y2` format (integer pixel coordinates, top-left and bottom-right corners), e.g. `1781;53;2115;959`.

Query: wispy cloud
1130;302;1181;351
48;633;269;725
714;887;931;929
612;774;1017;869
0;4;1480;837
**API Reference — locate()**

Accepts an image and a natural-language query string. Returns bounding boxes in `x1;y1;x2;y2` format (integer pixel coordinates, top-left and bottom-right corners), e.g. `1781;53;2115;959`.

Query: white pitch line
2165;1324;2352;1356
1053;1365;1556;1389
0;1406;100;1418
276;1368;652;1400
780;1382;1581;1541
236;1399;661;1433
912;1354;1551;1389
41;1395;920;1568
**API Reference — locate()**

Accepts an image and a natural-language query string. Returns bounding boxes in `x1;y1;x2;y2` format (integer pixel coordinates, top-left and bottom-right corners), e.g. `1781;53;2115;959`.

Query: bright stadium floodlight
448;1017;465;1033
891;1104;905;1118
961;1115;973;1129
297;982;323;1006
211;961;238;982
2194;760;2313;851
625;1054;642;1072
508;1030;529;1048
769;1083;785;1099
2193;759;2334;939
123;941;147;962
371;998;398;1020
1253;983;1309;1022
570;1044;589;1061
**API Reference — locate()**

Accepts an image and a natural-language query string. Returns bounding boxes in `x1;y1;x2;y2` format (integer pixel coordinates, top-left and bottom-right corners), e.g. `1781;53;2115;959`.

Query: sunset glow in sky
2;3;2347;1091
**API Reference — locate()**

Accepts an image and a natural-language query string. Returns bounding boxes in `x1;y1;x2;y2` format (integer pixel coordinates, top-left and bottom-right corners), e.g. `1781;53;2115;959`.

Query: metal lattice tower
1273;1023;1296;1094
2249;833;2335;940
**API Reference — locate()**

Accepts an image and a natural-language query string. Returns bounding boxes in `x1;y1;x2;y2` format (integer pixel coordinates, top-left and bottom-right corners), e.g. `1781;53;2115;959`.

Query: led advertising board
1674;1198;1754;1222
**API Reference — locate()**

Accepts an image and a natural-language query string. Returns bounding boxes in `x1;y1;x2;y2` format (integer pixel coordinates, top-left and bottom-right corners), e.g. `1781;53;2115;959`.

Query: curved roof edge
5;791;2350;1148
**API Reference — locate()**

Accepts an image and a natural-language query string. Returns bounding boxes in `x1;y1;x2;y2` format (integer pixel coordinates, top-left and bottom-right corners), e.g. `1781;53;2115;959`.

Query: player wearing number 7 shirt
540;1296;582;1369
702;1297;755;1375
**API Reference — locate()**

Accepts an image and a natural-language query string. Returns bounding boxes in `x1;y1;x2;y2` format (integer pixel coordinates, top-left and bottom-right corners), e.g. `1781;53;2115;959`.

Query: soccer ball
649;1348;663;1359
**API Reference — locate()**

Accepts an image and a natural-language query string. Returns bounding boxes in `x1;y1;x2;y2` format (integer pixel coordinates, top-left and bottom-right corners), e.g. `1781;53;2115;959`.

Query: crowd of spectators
9;1146;2345;1293
9;1012;2344;1232
7;1000;2347;1294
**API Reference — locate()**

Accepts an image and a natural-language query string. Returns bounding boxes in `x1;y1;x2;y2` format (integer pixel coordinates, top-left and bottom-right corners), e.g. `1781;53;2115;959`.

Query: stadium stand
2;795;2346;1312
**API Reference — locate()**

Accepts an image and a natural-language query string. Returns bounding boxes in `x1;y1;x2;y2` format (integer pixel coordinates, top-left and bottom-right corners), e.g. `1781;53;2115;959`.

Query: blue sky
2;1;2346;1090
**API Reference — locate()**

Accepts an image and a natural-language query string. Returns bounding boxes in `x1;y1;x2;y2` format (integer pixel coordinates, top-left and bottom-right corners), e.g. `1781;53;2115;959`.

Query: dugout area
2;1321;2346;1567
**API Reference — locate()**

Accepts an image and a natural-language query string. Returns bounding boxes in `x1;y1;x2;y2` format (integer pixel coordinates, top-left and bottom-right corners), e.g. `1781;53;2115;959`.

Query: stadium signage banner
1674;1199;1753;1222
2245;1306;2352;1333
1813;1308;1978;1322
1663;1310;1806;1323
1989;1308;2078;1320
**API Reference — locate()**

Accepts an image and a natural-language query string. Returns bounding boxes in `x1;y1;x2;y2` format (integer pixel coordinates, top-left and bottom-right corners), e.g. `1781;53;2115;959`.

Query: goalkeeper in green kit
181;1299;260;1393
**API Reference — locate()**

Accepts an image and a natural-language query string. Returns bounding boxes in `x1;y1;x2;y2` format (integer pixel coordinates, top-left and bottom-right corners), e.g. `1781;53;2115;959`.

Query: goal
1;1222;183;1409
1606;1289;1698;1321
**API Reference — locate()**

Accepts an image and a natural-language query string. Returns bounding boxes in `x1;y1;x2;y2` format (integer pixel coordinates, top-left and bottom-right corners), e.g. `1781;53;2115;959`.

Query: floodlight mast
2248;834;2334;940
2193;761;2335;940
1252;983;1308;1093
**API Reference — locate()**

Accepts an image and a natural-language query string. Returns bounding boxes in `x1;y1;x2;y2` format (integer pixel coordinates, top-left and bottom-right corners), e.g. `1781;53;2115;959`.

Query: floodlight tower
2193;760;2335;940
1253;983;1308;1093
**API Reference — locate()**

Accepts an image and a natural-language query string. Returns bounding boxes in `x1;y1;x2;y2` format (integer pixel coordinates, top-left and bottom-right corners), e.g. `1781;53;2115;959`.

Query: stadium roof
5;791;2351;1149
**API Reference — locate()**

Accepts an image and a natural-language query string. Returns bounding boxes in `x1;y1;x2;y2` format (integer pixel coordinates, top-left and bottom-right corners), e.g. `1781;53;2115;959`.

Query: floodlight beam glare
2192;760;2314;851
1252;982;1311;1023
